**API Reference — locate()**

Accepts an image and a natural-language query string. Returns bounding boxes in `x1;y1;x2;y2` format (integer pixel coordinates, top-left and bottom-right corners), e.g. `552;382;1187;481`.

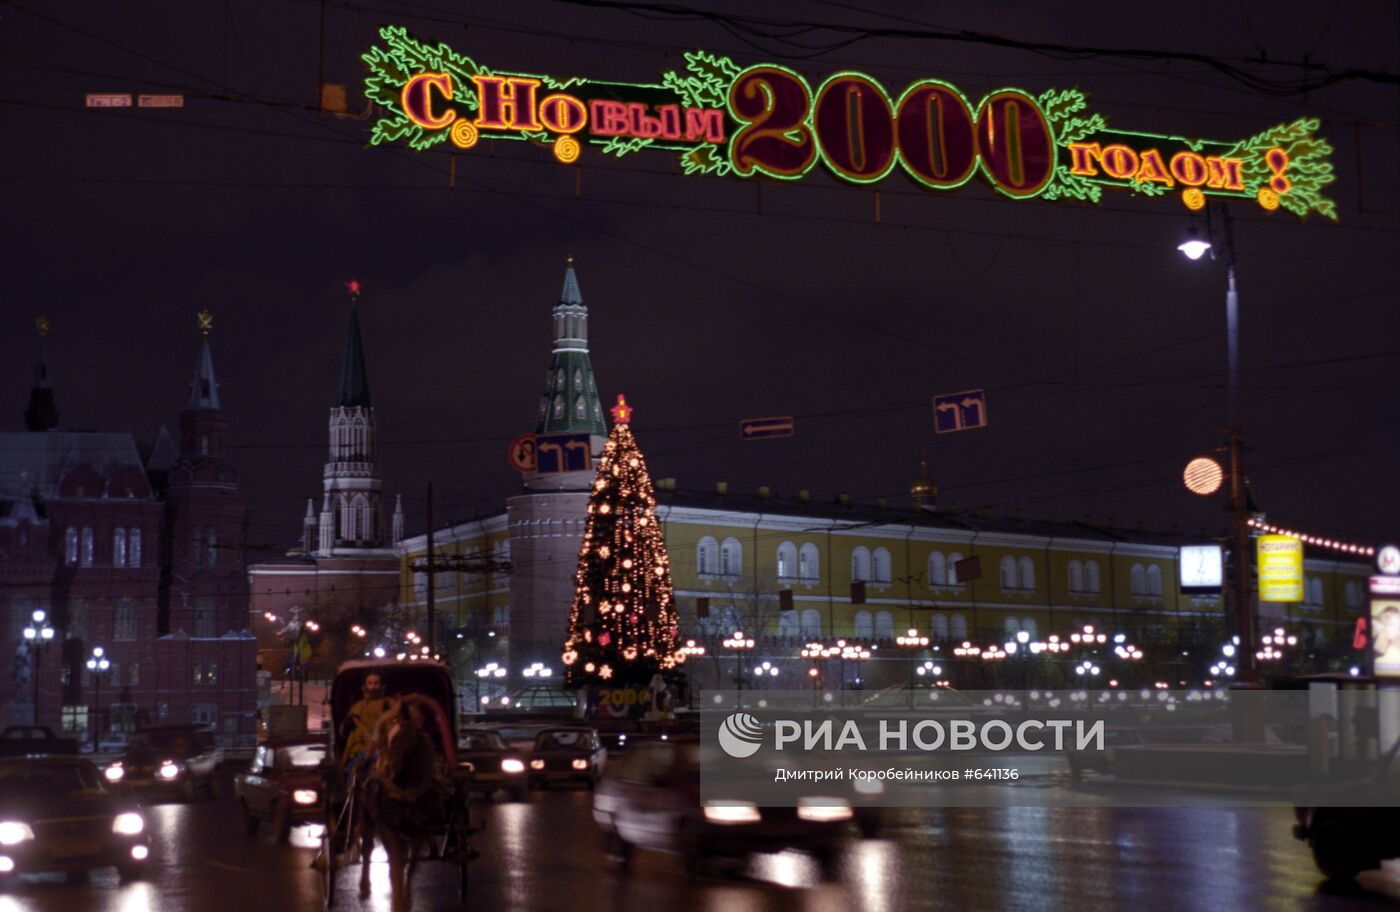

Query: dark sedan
593;738;855;879
0;756;150;885
104;724;223;800
527;726;606;790
457;727;528;801
234;738;327;839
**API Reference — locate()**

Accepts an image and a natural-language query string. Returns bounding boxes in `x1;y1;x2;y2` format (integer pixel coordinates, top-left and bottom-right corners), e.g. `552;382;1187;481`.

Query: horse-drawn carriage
319;659;474;909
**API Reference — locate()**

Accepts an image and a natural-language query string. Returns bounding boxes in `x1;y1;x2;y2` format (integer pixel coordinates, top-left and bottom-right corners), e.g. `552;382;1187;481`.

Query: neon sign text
363;26;1337;219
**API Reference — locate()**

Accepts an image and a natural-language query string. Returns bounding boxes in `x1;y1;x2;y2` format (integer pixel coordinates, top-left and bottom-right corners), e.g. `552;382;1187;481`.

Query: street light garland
1246;518;1375;556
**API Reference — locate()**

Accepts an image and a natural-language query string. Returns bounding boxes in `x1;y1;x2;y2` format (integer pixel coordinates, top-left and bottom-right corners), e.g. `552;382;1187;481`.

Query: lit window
552;396;564;419
65;528;78;566
128;529;142;568
928;552;947;587
113;529;127;567
851;547;871;582
798;543;819;581
873;548;892;584
776;541;797;580
80;528;94;567
947;553;963;585
696;537;718;576
1000;555;1018;590
575;396;587;420
720;538;742;577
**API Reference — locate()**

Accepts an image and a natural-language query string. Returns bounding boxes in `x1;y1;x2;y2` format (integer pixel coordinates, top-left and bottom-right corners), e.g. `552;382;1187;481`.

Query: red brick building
0;320;257;747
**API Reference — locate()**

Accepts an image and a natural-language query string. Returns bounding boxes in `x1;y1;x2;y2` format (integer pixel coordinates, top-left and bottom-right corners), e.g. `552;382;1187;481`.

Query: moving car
104;724;223;800
0;726;79;758
593;737;855;878
234;738;327;839
457;727;528;801
527;726;605;789
0;756;150;885
1293;741;1400;881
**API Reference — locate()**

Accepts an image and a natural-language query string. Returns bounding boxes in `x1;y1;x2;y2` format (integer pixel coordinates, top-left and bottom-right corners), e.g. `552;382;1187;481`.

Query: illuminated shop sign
363;26;1337;220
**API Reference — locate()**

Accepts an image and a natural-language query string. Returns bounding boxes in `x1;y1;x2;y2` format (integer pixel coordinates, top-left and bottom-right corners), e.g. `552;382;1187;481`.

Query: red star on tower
610;394;632;424
346;279;362;296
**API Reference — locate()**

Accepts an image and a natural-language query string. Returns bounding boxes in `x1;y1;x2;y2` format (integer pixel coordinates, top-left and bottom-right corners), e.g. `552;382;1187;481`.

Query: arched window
1085;560;1101;593
80;528;94;567
573;369;583;390
555;369;564;389
129;529;142;568
873;548;892;584
1146;564;1163;597
1130;563;1146;596
874;610;894;640
1000;555;1019;590
340;497;357;542
194;597;216;638
575;396;587;420
113;529;127;568
1019;556;1036;590
1022;617;1038;638
65;528;78;566
776;541;798;580
928;552;947;587
114;600;137;640
354;495;372;543
930;614;949;639
696;537;718;576
799;543;819;581
853;610;873;638
1307;577;1324;606
1067;560;1084;593
950;614;968;640
1005;616;1021;636
800;609;822;638
720;538;742;577
947;552;964;585
552;395;564;419
851;547;872;582
1346;581;1362;609
778;611;799;638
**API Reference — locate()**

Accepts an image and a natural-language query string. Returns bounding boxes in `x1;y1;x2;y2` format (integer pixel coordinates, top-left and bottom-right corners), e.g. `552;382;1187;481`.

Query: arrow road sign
536;433;592;473
933;389;988;434
740;416;795;440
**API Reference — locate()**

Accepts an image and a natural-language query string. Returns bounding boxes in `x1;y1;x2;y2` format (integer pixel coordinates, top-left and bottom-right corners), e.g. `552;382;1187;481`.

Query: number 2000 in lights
729;66;1058;198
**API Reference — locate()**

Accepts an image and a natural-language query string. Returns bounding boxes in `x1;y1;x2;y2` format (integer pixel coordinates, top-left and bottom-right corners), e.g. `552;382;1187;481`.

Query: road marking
208;861;249;873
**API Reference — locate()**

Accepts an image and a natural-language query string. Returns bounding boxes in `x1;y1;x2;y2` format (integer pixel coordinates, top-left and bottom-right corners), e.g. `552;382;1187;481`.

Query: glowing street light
1177;224;1212;260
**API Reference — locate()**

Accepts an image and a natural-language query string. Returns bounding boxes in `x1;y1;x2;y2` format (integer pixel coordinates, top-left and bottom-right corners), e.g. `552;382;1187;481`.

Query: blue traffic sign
740;416;795;440
933;389;988;434
535;433;592;473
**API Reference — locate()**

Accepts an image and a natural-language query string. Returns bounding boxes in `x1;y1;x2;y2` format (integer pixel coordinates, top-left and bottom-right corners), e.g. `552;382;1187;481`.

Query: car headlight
104;764;125;782
293;789;318;805
572;759;589;770
797;798;852;822
158;762;181;780
529;760;545;771
112;813;144;835
702;802;761;825
0;822;34;846
501;758;525;774
853;776;885;796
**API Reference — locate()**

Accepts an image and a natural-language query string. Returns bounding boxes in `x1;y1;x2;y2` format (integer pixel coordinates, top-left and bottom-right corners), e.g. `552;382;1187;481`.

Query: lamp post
85;646;110;751
721;630;755;690
1179;205;1256;680
22;609;55;725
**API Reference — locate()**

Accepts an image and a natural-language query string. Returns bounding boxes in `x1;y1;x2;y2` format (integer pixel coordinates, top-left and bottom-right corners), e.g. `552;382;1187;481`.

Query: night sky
3;0;1397;557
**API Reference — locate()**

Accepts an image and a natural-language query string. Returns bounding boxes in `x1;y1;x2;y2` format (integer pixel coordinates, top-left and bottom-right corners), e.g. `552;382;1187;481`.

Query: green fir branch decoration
1036;87;1106;146
661;49;741;108
1219;117;1337;220
678;143;733;177
362;24;484;133
1039;165;1101;203
600;136;654;157
542;74;588;91
1126;178;1169;198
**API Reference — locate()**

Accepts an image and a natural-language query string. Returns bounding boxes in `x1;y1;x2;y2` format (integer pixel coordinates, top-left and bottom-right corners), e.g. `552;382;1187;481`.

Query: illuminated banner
363;27;1337;220
1257;534;1304;603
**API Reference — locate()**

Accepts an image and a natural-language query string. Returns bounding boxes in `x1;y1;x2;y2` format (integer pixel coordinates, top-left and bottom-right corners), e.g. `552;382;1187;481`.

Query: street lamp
22;609;55;725
1178;204;1255;679
85;646;110;751
722;630;756;690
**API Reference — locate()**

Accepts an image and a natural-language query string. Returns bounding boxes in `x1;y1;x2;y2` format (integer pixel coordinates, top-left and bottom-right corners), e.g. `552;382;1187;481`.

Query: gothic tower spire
317;281;386;555
188;309;220;410
527;257;608;492
23;317;59;432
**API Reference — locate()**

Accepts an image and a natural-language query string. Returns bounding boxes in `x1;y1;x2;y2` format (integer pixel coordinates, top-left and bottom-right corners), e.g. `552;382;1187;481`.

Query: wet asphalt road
5;768;1400;912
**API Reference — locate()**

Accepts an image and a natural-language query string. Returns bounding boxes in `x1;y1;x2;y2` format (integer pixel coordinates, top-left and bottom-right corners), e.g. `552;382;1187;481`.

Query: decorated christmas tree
562;395;683;687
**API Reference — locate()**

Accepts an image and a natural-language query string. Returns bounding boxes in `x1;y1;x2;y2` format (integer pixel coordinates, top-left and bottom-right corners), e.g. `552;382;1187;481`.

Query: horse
354;694;449;912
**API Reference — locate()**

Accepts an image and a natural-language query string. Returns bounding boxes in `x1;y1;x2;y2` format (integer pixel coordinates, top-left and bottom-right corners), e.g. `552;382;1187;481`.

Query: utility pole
426;481;435;654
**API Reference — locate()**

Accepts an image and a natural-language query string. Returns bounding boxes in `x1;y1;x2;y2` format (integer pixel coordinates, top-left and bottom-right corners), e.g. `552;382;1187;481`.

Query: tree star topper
610;394;633;425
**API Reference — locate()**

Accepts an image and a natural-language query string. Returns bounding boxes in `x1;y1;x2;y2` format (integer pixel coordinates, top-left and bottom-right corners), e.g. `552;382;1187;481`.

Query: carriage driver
341;672;391;773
